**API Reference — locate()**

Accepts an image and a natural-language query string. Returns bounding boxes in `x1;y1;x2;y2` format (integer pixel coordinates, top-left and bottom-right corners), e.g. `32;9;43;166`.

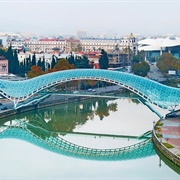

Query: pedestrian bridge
0;119;155;161
0;69;180;110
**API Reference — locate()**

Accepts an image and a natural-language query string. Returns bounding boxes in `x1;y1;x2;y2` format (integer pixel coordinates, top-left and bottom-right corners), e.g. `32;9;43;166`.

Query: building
6;33;138;55
24;38;66;53
18;52;62;70
80;38;121;52
0;56;8;75
66;39;80;53
108;53;129;68
138;36;180;61
8;38;25;51
80;33;138;55
120;33;138;55
7;38;80;54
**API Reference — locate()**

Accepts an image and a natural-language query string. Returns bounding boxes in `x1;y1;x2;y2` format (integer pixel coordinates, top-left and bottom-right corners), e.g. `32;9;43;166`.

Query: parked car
73;90;79;94
87;88;92;92
1;106;7;110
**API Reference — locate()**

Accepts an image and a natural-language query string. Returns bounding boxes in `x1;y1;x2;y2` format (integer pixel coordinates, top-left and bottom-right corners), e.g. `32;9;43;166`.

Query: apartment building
80;33;138;55
6;33;137;57
66;39;81;52
80;38;121;52
7;38;80;54
108;53;129;68
24;38;67;53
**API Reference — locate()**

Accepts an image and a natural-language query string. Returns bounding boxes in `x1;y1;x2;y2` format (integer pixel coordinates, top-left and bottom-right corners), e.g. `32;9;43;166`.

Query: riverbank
0;95;94;119
152;112;180;167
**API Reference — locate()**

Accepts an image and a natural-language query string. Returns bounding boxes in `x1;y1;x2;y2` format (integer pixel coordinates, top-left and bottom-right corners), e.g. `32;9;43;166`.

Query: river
0;97;179;179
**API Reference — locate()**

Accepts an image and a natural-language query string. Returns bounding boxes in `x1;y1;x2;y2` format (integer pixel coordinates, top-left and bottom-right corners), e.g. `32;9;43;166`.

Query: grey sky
1;0;180;37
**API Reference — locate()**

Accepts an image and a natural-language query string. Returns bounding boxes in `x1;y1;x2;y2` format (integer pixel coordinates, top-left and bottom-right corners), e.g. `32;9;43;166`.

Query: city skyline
0;0;180;37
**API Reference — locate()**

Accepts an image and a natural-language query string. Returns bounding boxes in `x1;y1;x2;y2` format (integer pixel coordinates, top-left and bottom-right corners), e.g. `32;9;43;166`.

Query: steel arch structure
0;69;180;109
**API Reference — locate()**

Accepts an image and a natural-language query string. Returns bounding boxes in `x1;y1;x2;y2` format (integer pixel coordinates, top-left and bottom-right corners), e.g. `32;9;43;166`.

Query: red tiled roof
76;52;84;55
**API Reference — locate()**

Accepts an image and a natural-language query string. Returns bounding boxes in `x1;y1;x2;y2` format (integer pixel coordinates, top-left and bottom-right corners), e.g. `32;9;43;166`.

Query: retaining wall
0;96;91;119
152;131;180;167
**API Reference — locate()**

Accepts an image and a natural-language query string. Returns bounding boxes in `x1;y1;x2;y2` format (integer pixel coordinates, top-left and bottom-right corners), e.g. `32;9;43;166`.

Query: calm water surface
0;97;179;179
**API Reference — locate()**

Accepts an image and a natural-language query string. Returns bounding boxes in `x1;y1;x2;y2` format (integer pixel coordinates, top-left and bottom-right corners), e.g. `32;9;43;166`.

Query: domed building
138;36;180;61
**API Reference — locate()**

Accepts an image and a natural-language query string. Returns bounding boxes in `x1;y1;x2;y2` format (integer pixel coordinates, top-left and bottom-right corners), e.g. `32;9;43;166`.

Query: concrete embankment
0;96;92;119
152;117;180;167
152;132;180;167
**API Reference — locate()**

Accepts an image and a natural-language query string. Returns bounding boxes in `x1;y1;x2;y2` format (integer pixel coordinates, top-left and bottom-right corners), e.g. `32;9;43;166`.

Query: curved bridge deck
0;69;180;111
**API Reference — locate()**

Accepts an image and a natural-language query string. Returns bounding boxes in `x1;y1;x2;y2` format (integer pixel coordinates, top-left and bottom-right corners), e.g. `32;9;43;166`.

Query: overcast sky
1;0;180;37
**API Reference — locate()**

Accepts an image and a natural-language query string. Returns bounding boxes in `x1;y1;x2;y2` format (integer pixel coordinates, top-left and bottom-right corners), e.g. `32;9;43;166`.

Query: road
148;63;167;82
0;85;122;111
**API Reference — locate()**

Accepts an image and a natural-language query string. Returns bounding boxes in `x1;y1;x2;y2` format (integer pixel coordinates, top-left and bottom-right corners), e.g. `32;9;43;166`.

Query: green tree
82;55;89;68
67;53;75;65
53;58;74;71
99;49;109;69
132;50;145;64
13;50;20;74
26;55;31;72
74;55;89;68
37;58;42;67
132;60;150;77
157;52;178;75
51;55;56;68
0;47;6;56
42;56;45;71
32;53;36;66
6;45;14;73
123;46;133;66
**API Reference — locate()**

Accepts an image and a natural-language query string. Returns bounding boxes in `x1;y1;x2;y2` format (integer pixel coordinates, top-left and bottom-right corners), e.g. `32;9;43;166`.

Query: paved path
155;113;180;156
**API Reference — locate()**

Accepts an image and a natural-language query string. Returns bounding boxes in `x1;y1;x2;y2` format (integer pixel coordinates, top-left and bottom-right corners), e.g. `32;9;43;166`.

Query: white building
18;52;61;69
7;37;80;54
121;33;138;55
24;38;66;53
80;38;121;52
6;33;138;55
80;33;138;54
138;36;180;60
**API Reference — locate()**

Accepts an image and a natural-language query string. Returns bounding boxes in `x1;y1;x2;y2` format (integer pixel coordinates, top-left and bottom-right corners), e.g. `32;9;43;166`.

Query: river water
0;97;179;179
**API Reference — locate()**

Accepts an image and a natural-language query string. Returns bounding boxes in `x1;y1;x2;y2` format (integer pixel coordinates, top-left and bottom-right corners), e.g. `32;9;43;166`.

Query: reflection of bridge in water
0;120;155;161
0;69;180;113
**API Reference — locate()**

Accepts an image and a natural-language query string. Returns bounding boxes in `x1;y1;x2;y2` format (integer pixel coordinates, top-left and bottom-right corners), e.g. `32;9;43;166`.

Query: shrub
163;142;174;148
156;133;162;138
156;122;163;126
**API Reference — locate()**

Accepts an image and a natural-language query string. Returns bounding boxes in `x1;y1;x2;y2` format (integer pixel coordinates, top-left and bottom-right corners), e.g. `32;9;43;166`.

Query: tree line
1;45;155;78
0;46;109;77
0;46;46;76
